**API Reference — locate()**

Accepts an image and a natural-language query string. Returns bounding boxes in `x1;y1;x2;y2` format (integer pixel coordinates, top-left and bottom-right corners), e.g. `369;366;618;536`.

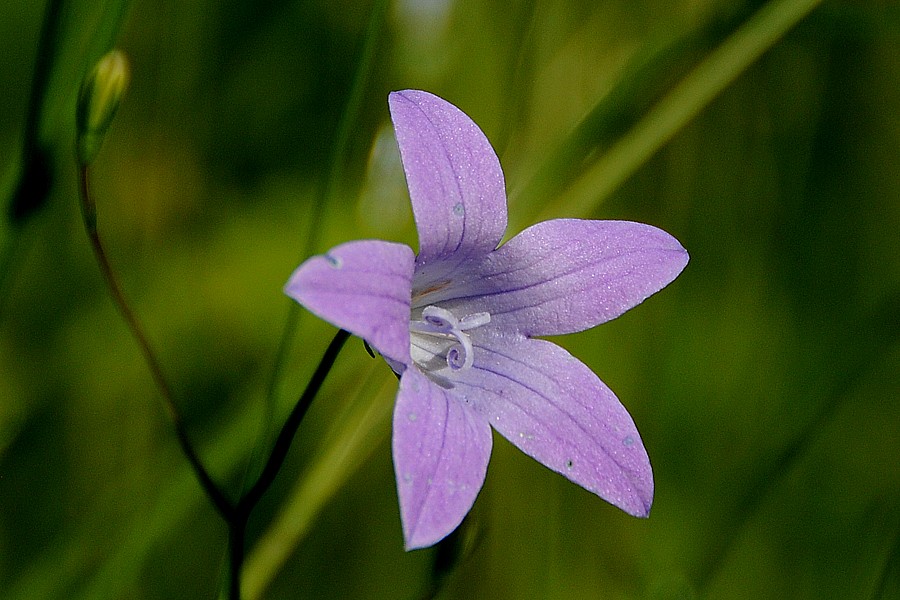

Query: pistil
409;305;490;372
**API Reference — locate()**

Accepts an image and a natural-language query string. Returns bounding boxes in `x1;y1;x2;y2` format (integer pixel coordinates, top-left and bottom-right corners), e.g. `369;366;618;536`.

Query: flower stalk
228;328;350;599
76;163;235;519
75;75;355;595
78;158;353;597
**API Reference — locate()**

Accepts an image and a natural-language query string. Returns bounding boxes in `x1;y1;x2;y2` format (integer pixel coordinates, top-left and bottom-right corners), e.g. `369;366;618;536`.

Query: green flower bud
76;50;130;166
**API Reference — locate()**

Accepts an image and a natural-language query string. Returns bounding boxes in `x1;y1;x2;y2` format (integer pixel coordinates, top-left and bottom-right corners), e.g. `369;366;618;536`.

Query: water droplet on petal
453;202;464;216
565;460;574;470
324;253;342;269
407;412;418;422
623;436;634;447
403;473;413;483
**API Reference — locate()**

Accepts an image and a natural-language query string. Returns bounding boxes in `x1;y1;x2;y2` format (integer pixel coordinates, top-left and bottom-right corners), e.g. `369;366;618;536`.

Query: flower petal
284;240;414;365
393;367;493;550
432;219;688;336
452;335;653;517
388;90;507;274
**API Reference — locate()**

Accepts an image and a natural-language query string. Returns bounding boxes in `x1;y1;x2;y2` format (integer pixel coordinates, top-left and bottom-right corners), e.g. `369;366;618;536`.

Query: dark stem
416;511;484;600
252;0;389;488
226;5;386;588
77;165;234;520
22;0;64;148
8;0;65;223
238;328;350;515
2;0;66;315
80;163;353;600
226;328;350;600
229;518;246;600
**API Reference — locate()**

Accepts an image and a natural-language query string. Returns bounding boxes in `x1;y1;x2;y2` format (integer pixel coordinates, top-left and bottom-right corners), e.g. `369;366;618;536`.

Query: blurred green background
1;0;898;598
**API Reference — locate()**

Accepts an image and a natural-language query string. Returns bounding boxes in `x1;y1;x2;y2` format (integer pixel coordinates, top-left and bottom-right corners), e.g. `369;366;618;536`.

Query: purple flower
285;90;688;550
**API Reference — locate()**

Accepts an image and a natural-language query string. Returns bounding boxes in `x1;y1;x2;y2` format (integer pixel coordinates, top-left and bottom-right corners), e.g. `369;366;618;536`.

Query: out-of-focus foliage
1;0;898;598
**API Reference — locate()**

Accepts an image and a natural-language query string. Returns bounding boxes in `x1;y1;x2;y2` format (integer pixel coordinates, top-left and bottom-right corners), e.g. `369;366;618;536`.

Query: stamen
411;280;451;306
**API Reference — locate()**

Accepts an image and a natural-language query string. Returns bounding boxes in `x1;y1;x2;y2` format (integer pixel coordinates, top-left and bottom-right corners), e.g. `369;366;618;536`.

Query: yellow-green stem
534;0;823;223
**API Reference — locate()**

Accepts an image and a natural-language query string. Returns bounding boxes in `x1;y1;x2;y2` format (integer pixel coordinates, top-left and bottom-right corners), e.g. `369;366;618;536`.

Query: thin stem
22;0;64;152
256;0;389;453
239;329;350;515
8;0;65;224
495;0;539;155
227;328;350;600
228;3;388;585
76;85;354;600
241;369;394;600
228;518;246;600
532;0;823;223
77;165;234;520
2;0;66;318
417;513;483;600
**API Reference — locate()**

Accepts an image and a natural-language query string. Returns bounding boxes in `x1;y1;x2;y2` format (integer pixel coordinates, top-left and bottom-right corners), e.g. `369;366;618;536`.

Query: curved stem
239;329;350;515
77;165;234;520
79;163;353;600
256;0;389;461
227;328;350;600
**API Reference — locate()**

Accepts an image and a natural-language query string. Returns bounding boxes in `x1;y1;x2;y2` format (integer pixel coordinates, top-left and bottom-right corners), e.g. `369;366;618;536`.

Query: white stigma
409;305;490;372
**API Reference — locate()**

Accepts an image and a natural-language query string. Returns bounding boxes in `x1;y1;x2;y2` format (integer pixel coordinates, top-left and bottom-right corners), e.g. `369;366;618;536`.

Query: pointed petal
393;367;492;550
434;219;688;336
284;240;414;365
452;336;653;517
388;90;507;273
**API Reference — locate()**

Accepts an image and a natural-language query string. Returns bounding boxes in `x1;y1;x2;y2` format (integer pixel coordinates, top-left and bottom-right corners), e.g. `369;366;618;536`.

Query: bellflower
285;90;688;550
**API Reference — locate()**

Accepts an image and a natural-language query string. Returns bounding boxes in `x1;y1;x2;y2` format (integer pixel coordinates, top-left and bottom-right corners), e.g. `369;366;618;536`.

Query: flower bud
76;50;130;166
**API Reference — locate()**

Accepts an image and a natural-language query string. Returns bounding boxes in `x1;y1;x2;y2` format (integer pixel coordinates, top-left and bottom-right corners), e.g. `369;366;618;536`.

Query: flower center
409;305;490;372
